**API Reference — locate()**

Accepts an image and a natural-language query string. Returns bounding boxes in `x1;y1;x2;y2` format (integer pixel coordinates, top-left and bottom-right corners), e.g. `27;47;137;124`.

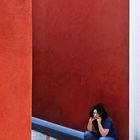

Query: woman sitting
84;104;117;140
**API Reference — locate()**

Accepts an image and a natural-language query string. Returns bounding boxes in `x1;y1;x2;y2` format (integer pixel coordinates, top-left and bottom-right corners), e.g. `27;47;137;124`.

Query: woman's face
93;109;100;119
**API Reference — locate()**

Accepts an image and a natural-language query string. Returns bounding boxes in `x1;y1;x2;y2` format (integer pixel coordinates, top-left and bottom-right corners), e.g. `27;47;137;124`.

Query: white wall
129;0;140;139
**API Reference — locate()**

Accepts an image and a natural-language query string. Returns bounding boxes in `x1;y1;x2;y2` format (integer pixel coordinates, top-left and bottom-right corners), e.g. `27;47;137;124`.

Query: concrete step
32;130;58;140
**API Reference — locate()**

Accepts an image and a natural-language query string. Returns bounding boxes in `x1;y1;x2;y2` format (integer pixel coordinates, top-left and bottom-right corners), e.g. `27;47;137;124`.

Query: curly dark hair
89;103;108;122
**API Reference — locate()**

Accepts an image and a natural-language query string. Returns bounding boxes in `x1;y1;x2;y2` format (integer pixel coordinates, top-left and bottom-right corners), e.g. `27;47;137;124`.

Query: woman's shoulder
105;116;114;123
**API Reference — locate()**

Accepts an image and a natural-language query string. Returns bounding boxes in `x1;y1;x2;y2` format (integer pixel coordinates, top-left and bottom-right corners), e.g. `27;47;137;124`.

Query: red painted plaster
33;0;129;139
0;0;32;139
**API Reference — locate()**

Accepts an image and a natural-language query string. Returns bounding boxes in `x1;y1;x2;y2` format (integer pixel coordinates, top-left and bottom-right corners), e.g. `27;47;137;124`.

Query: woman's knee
99;137;108;140
84;131;92;140
84;131;98;140
98;137;106;140
98;137;115;140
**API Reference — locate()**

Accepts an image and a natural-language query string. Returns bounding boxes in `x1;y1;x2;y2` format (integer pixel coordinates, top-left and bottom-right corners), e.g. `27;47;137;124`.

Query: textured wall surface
33;0;129;140
0;0;32;140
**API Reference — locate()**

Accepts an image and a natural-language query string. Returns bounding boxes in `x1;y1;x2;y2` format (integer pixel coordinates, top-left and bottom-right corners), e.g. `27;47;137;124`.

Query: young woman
84;104;117;140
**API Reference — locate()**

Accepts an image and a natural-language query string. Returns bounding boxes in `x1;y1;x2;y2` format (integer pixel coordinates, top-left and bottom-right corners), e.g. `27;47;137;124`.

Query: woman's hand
89;117;95;122
87;117;97;132
97;117;102;124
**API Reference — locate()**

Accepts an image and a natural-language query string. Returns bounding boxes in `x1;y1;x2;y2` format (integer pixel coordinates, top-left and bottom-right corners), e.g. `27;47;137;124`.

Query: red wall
33;0;129;140
0;0;32;140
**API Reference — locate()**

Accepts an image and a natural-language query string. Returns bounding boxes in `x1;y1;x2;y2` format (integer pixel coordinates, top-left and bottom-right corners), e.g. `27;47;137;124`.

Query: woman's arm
87;117;97;132
97;117;109;136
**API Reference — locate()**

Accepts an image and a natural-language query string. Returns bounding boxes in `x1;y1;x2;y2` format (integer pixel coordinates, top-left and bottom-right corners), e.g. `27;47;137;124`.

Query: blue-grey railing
32;117;84;140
